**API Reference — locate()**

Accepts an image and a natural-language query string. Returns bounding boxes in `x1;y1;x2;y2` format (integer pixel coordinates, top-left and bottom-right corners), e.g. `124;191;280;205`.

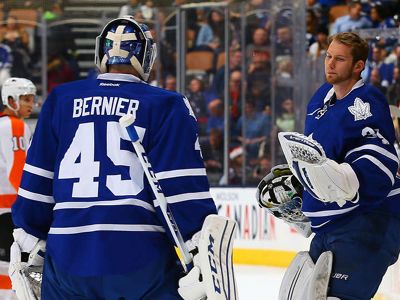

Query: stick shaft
120;115;192;272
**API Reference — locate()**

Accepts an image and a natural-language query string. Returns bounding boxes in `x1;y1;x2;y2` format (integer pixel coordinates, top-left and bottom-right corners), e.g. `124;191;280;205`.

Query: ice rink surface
235;265;286;300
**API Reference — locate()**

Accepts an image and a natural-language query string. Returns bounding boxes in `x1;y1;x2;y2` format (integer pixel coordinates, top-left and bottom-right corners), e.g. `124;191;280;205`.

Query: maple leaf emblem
348;97;372;121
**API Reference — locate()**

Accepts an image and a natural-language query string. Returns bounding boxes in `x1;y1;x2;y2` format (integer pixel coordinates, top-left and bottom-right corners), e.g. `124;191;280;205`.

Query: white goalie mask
1;77;36;112
94;15;157;82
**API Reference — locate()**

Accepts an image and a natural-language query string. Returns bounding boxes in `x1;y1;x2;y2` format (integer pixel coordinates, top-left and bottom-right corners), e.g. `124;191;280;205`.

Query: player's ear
353;60;364;73
8;96;17;109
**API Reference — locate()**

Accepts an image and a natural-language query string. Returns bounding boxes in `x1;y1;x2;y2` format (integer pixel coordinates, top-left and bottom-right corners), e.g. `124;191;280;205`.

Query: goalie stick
119;114;193;273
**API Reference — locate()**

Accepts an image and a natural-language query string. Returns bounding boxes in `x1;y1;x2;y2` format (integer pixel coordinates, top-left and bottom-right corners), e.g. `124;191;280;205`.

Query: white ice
235;264;286;300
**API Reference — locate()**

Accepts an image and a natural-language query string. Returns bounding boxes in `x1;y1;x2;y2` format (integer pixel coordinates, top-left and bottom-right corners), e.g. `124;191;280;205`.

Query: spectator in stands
118;0;142;18
165;74;177;92
206;98;224;135
224;70;244;126
211;49;242;95
245;27;270;62
308;24;329;60
387;66;400;107
164;0;198;52
235;99;271;161
141;1;154;20
47;53;76;93
369;2;397;52
0;43;12;87
331;0;372;34
307;0;324;23
0;15;30;78
195;8;224;53
252;155;272;184
365;46;394;88
186;77;208;137
276;98;295;133
201;127;224;184
369;68;387;95
247;50;271;112
306;9;318;50
222;146;253;185
275;26;293;59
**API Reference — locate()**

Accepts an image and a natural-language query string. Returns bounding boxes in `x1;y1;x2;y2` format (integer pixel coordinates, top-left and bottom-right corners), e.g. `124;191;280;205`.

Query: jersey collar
96;73;146;84
323;79;364;104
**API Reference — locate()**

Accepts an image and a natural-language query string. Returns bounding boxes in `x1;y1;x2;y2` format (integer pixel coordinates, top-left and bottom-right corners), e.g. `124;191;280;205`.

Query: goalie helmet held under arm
1;77;36;112
94;15;157;81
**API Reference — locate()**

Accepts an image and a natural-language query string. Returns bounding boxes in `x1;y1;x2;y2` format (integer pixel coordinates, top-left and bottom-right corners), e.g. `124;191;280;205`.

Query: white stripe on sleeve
155;168;207;180
54;198;155;212
18;188;55;203
153;191;212;206
345;144;399;166
48;224;165;235
352;154;395;185
23;164;54;179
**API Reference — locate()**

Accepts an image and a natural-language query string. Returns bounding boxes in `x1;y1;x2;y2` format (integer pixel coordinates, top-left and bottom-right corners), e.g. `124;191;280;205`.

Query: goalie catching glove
256;164;312;238
9;228;46;300
178;215;238;300
278;132;360;207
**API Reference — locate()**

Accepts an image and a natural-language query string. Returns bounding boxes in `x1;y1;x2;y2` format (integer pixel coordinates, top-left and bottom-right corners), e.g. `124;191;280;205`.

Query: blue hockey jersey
12;73;217;276
303;79;400;235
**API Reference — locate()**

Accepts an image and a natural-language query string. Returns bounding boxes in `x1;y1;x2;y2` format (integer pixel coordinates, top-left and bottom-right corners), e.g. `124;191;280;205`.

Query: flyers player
0;77;36;299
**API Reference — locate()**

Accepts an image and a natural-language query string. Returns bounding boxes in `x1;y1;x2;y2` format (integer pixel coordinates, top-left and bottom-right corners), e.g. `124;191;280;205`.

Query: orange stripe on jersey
0;194;17;208
0;274;12;289
8;117;26;192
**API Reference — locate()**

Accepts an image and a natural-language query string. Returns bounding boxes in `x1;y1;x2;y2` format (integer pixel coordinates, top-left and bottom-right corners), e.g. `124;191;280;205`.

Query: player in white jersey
0;77;35;299
258;32;400;299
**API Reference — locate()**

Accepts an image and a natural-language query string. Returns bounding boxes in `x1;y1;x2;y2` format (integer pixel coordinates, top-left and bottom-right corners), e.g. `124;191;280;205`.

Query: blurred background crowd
1;0;400;186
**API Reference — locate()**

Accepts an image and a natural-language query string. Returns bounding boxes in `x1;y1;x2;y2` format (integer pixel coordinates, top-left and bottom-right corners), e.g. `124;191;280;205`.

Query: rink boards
209;187;400;300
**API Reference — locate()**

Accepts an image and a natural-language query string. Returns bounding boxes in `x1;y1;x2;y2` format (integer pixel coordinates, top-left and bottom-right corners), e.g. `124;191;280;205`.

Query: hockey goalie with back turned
9;15;238;300
257;32;400;299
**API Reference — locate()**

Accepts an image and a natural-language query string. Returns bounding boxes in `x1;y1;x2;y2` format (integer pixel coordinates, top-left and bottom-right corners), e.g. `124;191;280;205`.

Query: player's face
18;94;35;119
325;41;355;85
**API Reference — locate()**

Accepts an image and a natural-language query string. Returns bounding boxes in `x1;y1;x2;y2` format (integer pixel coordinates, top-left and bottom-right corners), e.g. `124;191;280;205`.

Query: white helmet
1;77;36;112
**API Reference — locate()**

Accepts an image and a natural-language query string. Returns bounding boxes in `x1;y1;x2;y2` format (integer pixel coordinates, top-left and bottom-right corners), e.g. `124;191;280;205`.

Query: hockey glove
278;132;359;207
257;165;312;237
9;228;46;300
178;215;238;300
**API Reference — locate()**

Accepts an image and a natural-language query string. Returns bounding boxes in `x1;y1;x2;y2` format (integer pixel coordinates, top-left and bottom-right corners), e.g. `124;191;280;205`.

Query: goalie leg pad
279;251;333;300
198;215;238;300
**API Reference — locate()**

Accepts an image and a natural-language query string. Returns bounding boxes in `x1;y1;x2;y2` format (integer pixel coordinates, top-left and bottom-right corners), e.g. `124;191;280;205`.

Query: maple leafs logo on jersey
183;96;196;120
348;98;372;121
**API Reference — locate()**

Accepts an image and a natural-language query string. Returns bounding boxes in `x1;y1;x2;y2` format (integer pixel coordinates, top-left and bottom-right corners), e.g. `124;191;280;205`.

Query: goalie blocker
178;215;238;300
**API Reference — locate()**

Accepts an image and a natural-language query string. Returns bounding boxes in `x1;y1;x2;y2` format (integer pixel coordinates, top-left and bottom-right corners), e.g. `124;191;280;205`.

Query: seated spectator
194;8;225;53
369;3;397;53
386;66;400;107
220;146;253;185
211;49;242;95
165;74;177;92
276;98;295;132
118;0;142;18
246;28;270;61
306;9;318;50
235;99;271;161
47;53;76;93
369;68;387;95
222;70;244;126
0;43;12;86
186;78;208;137
201;127;224;184
275;26;293;59
206;98;224;135
0;15;30;78
365;46;394;88
308;24;329;60
247;51;271;112
252;155;272;184
331;0;373;34
141;1;154;20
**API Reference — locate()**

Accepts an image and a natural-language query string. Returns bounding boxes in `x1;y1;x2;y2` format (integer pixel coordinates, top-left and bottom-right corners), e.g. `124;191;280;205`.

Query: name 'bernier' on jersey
9;15;224;300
